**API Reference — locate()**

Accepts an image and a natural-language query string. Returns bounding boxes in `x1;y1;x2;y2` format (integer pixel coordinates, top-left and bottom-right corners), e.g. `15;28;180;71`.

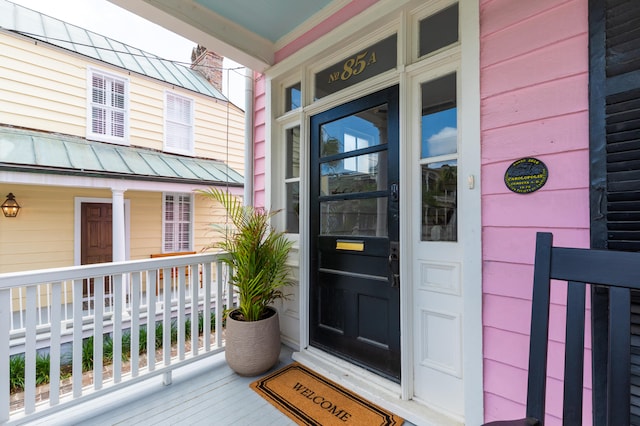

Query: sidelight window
420;73;458;242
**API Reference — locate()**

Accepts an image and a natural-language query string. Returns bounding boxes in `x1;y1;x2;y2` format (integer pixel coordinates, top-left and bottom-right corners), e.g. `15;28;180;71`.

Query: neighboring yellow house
0;0;245;274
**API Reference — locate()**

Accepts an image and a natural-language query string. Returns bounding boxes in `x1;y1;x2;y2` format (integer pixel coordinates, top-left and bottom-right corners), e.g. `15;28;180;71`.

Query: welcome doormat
250;362;404;426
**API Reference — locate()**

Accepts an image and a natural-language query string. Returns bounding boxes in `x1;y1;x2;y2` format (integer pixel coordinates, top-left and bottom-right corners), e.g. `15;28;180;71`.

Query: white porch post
112;189;128;315
112;189;126;262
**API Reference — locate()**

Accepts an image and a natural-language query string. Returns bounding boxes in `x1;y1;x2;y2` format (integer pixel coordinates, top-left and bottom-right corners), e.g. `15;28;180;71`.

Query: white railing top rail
0;252;226;289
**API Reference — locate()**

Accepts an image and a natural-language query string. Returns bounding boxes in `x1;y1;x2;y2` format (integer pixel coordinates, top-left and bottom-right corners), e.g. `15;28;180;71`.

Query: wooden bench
485;232;639;426
150;251;197;280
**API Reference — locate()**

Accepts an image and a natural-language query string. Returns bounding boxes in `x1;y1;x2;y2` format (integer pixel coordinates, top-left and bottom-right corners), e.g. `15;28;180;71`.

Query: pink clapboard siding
253;2;378;207
480;0;589;424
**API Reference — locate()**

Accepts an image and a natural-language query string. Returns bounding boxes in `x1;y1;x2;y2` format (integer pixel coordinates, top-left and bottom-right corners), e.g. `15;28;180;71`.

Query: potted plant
199;188;293;376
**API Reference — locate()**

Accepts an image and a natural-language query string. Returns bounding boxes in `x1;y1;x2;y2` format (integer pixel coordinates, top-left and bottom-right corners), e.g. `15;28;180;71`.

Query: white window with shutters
163;193;193;252
164;91;194;155
87;68;128;144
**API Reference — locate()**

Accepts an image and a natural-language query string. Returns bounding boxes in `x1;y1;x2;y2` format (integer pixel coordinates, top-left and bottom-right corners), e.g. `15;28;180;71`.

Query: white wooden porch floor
29;346;298;426
26;345;416;426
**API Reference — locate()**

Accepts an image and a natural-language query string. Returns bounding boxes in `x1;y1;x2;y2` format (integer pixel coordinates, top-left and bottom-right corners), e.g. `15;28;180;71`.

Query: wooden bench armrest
150;251;197;258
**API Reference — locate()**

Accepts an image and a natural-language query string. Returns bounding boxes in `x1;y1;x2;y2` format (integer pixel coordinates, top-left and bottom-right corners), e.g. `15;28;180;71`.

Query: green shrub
81;336;94;372
35;353;51;385
9;354;25;392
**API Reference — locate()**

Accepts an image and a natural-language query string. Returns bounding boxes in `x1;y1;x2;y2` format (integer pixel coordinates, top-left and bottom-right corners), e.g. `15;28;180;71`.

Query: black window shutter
590;0;640;424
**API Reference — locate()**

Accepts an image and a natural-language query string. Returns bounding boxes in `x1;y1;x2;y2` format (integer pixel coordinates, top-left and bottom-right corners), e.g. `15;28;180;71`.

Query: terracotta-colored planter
224;307;281;376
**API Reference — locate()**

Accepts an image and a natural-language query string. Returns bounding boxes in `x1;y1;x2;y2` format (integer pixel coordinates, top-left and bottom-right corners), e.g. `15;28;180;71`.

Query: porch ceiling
108;0;336;72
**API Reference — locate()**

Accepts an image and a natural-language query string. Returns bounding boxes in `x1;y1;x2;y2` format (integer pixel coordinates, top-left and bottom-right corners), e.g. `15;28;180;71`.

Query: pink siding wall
253;2;378;207
275;0;379;62
480;0;590;424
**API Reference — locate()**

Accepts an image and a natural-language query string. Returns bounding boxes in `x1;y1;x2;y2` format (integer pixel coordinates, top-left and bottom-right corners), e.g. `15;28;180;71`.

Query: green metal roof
0;0;227;101
0;127;243;186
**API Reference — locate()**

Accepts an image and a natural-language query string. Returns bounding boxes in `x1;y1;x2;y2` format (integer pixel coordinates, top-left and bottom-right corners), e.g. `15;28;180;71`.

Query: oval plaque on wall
504;157;549;194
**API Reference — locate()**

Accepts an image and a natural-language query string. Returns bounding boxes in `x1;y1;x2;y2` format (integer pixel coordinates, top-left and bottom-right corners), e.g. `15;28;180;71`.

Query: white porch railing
0;253;235;424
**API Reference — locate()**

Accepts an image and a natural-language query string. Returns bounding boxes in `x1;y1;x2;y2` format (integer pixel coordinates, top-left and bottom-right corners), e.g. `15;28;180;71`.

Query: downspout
243;67;254;207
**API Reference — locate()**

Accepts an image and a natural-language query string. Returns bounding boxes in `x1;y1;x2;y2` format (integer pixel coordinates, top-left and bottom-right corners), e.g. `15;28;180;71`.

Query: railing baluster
177;267;186;360
72;279;83;398
24;285;37;414
147;270;156;371
112;273;123;384
203;261;212;351
216;261;224;348
162;267;171;386
131;271;141;377
63;280;71;323
93;276;104;390
49;282;62;406
226;263;235;310
191;263;199;356
0;288;10;423
18;287;25;329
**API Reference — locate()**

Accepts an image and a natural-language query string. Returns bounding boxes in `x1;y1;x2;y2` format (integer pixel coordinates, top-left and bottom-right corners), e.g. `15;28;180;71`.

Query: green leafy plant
81;336;95;372
35;353;51;385
9;354;25;392
199;188;293;322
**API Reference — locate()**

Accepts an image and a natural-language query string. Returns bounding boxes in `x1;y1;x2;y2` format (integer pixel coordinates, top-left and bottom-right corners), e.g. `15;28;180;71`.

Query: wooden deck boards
24;345;416;426
28;346;296;426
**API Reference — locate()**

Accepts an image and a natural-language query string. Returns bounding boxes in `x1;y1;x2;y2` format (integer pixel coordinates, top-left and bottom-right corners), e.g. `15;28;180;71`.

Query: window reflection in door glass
320;152;385;196
320;197;388;237
286;182;299;233
285;83;301;111
320;105;386;159
421;74;457;158
422;161;457;241
286;126;300;179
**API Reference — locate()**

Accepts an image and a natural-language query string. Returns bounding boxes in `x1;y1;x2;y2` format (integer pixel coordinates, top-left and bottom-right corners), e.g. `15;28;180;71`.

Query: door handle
389;241;400;288
390;182;399;202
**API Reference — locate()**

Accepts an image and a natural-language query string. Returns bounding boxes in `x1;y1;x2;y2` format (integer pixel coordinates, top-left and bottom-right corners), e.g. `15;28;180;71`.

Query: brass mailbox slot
336;240;364;251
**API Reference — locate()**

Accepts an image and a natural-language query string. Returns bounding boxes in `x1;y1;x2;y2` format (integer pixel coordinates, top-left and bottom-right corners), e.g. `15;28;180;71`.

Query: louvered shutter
589;0;640;423
89;72;127;140
163;193;192;252
165;93;194;154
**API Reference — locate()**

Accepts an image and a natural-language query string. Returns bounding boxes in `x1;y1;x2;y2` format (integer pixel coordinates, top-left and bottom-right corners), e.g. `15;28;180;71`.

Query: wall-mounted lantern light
1;193;21;217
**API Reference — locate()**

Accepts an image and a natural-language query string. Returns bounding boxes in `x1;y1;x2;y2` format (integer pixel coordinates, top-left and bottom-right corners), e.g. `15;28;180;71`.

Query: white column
112;189;126;262
112;189;128;317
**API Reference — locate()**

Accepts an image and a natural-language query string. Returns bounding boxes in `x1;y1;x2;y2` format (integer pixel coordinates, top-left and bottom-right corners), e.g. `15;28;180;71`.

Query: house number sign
315;34;397;99
504;157;549;194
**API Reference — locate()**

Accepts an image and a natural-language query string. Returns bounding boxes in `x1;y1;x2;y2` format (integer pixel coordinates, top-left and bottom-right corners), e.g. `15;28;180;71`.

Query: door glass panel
286;126;300;179
421;74;457;158
285;82;301;111
422;161;457;241
320;197;388;237
320;151;386;196
286;181;299;233
320;105;386;158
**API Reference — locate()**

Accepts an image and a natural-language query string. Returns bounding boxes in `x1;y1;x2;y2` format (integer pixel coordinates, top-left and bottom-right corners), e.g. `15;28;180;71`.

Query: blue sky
422;107;457;158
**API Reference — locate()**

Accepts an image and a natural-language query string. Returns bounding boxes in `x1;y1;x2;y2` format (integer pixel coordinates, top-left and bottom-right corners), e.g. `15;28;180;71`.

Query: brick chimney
191;45;224;93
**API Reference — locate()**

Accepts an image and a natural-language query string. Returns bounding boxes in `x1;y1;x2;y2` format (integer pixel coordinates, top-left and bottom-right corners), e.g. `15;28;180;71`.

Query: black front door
309;86;400;381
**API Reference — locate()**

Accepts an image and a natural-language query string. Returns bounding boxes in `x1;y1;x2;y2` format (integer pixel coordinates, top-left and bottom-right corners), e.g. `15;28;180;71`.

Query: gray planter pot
224;307;281;376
